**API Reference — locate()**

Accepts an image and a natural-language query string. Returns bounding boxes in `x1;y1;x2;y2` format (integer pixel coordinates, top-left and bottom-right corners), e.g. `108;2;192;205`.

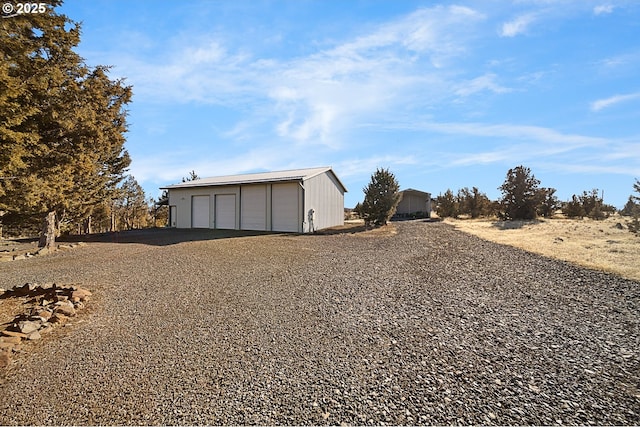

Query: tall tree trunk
39;211;56;249
0;211;5;239
83;215;92;234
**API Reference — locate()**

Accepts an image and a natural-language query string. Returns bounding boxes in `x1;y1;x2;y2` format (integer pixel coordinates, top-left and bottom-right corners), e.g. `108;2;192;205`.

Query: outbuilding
162;166;347;233
395;189;432;218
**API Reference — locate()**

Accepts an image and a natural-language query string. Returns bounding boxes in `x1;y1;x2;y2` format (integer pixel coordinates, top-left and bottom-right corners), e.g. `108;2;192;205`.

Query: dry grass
444;215;640;282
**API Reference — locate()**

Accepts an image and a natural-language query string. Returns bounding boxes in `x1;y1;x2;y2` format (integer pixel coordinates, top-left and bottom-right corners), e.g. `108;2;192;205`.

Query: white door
241;185;267;231
191;196;210;228
272;183;300;232
215;194;236;229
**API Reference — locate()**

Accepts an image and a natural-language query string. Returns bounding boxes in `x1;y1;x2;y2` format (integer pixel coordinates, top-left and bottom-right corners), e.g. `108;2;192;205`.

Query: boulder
39;325;53;334
27;330;41;340
71;289;92;302
16;320;41;335
32;308;52;320
54;304;76;317
49;313;68;324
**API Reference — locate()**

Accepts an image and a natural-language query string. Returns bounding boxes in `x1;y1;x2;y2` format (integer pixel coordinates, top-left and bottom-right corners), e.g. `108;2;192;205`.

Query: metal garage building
162;167;347;233
395;189;432;218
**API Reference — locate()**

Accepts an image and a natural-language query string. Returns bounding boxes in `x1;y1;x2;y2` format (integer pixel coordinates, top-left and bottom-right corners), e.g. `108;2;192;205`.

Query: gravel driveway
0;221;638;425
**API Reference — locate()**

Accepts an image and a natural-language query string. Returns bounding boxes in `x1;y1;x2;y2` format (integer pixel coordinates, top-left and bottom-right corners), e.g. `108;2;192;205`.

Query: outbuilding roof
400;188;431;196
162;166;347;192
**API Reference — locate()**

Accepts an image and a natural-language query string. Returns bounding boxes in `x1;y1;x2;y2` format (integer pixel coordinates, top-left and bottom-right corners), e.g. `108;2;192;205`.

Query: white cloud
416;121;607;148
454;73;512;97
101;5;488;150
593;4;614;15
335;155;419;179
500;14;536;37
590;92;640;111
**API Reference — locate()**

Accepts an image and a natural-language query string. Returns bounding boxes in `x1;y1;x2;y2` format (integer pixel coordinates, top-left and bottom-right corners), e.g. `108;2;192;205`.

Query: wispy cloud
454;73;512;97
97;4;491;151
500;13;536;37
413;121;608;148
590;92;640;111
593;4;614;15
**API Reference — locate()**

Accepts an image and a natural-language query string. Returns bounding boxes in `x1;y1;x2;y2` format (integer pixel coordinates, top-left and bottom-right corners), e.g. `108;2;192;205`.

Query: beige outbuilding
162;166;347;233
395;189;432;218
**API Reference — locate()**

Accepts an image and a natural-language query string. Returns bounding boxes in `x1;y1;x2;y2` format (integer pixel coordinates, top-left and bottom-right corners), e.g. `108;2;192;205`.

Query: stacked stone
0;283;91;367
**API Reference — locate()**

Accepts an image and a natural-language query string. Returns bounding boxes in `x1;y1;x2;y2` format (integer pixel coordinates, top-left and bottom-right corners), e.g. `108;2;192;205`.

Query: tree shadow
57;228;283;247
490;219;543;230
313;224;368;235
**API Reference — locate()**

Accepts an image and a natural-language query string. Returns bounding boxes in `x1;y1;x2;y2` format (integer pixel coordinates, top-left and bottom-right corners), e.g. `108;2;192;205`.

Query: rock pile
0;283;91;368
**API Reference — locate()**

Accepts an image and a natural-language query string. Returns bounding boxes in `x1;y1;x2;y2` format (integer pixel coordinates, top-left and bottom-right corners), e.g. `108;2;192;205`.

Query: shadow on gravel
491;219;543;230
58;228;281;247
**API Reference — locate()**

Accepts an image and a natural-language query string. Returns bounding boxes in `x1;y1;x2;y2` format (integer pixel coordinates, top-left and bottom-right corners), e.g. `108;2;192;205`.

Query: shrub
536;187;559;218
360;168;401;227
563;195;586;218
499;166;541;220
457;187;492;218
435;189;459;218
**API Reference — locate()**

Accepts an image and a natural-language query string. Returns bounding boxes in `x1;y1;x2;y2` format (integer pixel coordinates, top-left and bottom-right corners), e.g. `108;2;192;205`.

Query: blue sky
58;0;640;208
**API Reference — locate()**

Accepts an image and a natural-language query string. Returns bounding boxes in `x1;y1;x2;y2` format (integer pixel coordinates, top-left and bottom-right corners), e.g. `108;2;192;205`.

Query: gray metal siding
303;171;344;232
167;170;344;232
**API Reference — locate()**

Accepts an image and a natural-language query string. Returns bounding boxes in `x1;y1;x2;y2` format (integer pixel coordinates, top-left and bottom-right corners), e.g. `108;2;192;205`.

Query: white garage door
272;183;300;232
215;194;236;229
192;195;210;228
241;185;267;231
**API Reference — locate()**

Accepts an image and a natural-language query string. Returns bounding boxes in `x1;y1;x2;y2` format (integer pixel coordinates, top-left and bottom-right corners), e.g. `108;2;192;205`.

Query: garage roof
162;166;347;192
400;188;431;197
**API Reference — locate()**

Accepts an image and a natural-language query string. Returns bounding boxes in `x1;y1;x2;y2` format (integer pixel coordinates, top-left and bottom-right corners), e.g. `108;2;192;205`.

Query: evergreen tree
182;170;200;182
563;195;586;219
499;166;541;220
536;187;559;218
621;196;638;216
114;176;148;230
435;189;458;218
0;3;131;247
360;168;401;227
457;187;490;218
627;179;640;235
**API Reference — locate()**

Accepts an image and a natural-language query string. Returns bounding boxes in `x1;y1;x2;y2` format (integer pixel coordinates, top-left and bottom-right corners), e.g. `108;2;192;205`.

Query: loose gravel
0;221;638;425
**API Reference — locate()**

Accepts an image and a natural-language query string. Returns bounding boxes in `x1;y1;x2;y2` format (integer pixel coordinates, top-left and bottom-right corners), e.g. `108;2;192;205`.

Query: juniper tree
563;195;586;219
435;189;458;218
457;187;491;218
360;168;401;227
536;187;559;218
499;166;541;220
628;179;640;235
0;3;131;247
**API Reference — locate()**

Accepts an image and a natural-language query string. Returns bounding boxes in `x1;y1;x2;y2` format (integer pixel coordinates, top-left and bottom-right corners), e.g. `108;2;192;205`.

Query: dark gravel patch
0;220;638;425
